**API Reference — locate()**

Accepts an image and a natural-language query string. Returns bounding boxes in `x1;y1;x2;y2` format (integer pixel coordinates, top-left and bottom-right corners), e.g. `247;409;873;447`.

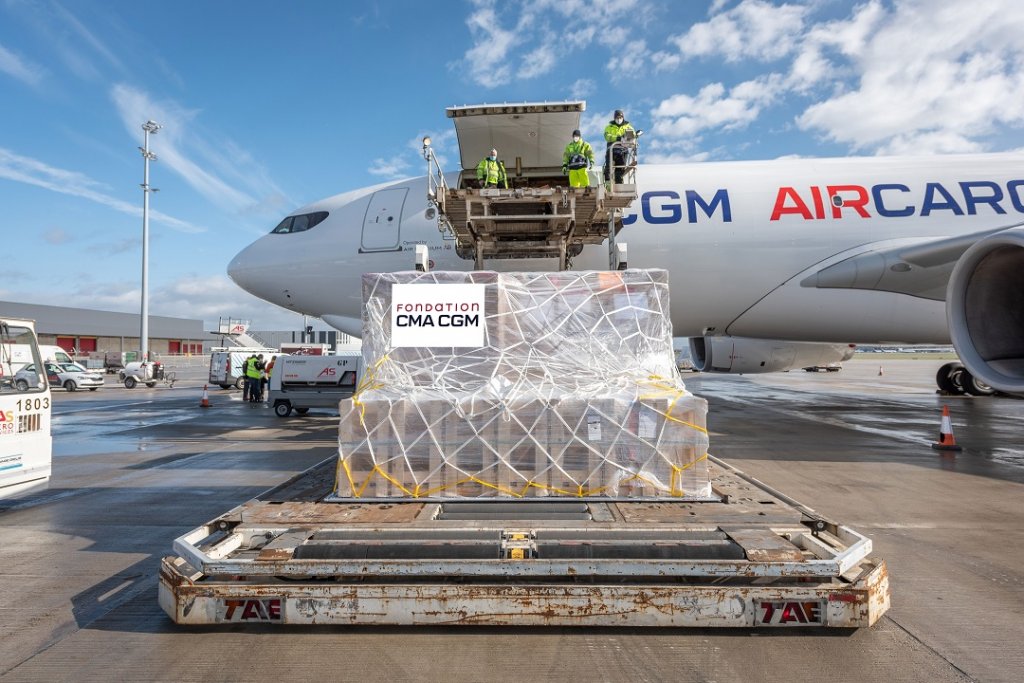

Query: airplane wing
800;222;1024;300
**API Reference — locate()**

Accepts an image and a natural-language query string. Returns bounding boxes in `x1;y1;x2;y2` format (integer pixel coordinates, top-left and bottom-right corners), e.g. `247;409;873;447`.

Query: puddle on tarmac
53;437;170;457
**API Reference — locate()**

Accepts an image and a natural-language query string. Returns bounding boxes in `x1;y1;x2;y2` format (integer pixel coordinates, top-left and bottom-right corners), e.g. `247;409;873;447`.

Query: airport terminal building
0;300;212;356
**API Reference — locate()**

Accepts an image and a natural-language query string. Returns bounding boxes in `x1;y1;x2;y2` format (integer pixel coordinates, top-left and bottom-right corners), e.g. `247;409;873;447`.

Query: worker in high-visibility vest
476;148;508;189
245;355;262;403
562;129;595;188
603;109;636;184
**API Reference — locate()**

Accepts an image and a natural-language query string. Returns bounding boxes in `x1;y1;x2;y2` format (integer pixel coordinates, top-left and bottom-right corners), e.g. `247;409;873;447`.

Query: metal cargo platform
159;456;890;627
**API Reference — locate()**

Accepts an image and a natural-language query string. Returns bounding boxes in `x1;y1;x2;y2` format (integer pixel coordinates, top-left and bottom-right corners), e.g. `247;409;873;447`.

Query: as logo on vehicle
222;598;282;622
759;601;824;626
0;410;14;435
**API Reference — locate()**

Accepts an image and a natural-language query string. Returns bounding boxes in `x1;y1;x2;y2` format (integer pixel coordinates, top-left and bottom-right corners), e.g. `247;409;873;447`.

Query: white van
2;344;73;371
209;348;276;389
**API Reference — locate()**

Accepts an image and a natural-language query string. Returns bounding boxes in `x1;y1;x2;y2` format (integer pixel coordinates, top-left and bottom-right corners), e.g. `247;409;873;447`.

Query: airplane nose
227;241;265;298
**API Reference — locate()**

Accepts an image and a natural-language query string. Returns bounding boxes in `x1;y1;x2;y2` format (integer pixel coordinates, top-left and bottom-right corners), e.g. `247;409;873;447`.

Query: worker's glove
561;166;568;175
588;160;593;169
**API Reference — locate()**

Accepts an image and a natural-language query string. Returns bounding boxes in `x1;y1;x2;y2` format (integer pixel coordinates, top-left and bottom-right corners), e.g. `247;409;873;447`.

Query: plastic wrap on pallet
336;269;710;499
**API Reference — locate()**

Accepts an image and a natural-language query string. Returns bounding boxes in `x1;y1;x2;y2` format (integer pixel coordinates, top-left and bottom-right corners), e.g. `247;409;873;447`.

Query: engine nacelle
689;336;856;374
947;226;1024;394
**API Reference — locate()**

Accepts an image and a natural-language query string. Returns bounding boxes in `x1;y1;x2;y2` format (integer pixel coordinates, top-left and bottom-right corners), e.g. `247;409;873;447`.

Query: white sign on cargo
390;283;486;348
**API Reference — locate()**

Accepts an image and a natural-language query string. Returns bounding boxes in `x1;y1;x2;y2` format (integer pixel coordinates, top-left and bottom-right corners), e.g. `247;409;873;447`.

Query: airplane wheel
936;362;964;394
961;370;996;396
949;367;967;394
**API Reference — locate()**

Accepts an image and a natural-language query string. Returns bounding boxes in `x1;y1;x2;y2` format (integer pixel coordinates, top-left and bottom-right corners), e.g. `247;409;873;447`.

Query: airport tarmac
1;357;1021;682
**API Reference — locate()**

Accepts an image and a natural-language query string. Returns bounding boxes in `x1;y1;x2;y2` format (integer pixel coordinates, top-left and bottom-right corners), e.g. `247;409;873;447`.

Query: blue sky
2;0;1024;330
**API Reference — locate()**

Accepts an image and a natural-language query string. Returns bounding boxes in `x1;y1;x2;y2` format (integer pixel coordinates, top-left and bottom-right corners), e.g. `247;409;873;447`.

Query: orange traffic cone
931;405;961;451
200;384;211;408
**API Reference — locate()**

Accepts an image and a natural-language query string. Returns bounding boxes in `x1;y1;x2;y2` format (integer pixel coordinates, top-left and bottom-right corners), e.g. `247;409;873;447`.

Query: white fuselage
228;154;1024;343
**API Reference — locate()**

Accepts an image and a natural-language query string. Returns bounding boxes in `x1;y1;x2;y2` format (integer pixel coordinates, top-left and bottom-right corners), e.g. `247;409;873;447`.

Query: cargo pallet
159;455;889;628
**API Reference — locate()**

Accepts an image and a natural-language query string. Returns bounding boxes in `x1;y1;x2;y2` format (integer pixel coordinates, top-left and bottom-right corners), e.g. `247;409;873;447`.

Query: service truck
268;352;361;417
209;348;277;390
0;319;53;499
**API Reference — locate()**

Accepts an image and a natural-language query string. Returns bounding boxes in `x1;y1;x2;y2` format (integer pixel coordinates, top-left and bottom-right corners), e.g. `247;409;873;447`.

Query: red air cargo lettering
771;186;871;220
317;367;336;378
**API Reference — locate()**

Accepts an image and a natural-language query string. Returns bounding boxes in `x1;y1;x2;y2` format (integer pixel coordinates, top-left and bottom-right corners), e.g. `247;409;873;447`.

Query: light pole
139;120;161;362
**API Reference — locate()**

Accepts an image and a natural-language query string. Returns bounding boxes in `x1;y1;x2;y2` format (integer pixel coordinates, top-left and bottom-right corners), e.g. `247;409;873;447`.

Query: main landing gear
936;362;996;396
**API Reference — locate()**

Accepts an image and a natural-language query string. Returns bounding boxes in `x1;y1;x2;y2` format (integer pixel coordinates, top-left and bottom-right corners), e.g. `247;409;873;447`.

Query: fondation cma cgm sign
391;283;486;347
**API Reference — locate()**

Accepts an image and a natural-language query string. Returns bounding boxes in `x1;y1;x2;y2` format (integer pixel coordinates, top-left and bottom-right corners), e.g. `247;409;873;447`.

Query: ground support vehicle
159;455;890;628
16;362;104;391
0;318;52;498
209;348;277;390
803;364;842;372
119;361;174;388
268;353;361;417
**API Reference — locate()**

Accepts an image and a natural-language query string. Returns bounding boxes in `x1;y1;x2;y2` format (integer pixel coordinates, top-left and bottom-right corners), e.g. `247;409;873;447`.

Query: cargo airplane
227;106;1024;397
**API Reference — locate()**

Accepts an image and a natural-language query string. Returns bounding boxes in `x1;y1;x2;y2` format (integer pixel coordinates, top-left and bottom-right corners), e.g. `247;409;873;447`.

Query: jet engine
946;226;1024;395
689;336;856;374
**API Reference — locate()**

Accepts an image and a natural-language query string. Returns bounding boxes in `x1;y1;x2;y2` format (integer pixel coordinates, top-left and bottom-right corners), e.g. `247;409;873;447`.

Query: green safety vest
604;120;635;145
245;358;260;379
563;139;594;169
476;158;508;188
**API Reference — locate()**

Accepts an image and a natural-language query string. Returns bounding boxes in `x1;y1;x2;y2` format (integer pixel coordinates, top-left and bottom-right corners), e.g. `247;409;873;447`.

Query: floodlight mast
139;119;161;363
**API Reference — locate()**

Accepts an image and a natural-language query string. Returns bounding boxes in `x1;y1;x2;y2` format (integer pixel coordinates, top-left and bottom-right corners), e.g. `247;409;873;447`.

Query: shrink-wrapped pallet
335;270;710;499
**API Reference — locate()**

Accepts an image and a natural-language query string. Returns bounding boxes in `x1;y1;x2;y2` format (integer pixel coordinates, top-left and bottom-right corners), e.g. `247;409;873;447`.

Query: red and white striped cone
200;384;211;408
931;405;961;451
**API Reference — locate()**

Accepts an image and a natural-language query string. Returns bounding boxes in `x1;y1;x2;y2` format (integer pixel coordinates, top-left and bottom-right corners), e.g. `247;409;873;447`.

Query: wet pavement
0;357;1021;682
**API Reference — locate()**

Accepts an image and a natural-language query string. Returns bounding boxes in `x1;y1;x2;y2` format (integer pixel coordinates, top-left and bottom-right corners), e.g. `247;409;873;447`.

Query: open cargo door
448;102;585;172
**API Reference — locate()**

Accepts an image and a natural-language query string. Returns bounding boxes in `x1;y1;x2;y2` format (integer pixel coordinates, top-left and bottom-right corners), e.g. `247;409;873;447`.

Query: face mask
573;136;580;142
488;155;496;161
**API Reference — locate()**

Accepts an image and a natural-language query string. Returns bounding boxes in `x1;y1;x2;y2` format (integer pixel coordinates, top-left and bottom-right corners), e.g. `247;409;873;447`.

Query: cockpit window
270;211;329;234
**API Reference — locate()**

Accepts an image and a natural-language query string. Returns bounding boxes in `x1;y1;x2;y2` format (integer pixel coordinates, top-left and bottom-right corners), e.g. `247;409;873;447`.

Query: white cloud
110;84;289;216
0;42;44;86
652;75;783;139
668;0;808;63
796;0;1024;153
368;156;411;178
643;149;714;164
518;42;556;80
786;1;885;92
462;5;516;87
611;39;649;83
458;0;652;87
650;50;681;72
569;78;595;100
0;146;201;233
43;227;73;245
52;4;124;73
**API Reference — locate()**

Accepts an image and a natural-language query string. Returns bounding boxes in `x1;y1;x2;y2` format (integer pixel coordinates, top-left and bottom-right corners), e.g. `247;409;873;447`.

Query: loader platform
423;101;638;269
159;455;890;628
